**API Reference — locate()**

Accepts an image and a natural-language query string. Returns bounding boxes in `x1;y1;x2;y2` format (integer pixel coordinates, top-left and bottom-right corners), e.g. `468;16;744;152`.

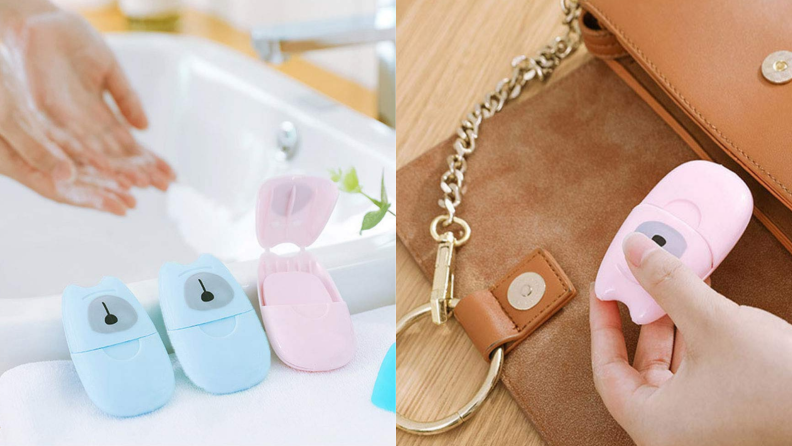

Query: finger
106;61;148;130
109;123;138;156
3;125;75;181
52;178;132;216
100;128;125;156
116;130;173;189
77;168;137;209
633;315;675;386
589;284;648;423
100;134;148;186
91;189;128;216
153;153;176;180
90;189;129;216
47;126;112;172
68;125;126;174
670;328;687;374
106;188;136;209
104;115;176;185
95;126;150;188
0;135;34;181
113;172;133;190
75;164;132;191
129;145;173;190
623;232;737;339
136;152;171;191
147;167;171;191
108;155;150;188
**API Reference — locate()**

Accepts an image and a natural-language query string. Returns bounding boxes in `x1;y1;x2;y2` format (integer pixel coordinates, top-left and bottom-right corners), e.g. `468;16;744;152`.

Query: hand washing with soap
0;0;174;216
0;0;396;444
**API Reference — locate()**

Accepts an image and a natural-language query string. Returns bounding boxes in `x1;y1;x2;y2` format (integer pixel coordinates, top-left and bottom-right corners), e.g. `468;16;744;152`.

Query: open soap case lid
62;277;157;354
256;176;339;250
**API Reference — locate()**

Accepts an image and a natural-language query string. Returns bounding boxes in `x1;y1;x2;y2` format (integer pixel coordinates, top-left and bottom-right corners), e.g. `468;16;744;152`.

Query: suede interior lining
396;59;792;446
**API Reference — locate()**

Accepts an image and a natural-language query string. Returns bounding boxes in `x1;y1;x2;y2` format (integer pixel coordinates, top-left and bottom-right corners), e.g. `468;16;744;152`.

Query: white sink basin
0;34;395;374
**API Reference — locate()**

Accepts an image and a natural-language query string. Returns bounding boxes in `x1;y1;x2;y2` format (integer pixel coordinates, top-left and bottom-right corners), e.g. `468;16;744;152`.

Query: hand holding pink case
595;161;753;324
256;175;355;371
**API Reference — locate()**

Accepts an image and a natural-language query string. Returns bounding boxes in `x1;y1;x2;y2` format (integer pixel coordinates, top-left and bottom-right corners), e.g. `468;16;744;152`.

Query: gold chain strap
437;0;582;226
397;0;582;435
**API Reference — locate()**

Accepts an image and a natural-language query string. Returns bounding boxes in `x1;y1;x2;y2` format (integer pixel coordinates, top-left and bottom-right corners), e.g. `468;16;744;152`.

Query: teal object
371;342;396;412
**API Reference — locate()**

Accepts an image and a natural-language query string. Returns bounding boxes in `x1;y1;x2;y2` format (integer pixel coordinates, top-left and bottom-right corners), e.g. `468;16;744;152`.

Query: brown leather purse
580;0;792;253
397;0;792;444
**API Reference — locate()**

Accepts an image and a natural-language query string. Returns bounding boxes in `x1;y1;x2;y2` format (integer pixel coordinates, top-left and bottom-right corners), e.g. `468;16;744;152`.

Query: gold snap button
762;51;792;84
507;272;546;310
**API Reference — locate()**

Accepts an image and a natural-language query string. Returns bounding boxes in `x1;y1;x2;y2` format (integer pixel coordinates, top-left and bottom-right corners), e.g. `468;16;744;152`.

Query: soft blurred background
52;0;395;124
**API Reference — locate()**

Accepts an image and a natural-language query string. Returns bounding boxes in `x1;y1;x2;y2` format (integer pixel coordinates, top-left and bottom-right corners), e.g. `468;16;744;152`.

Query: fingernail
622;232;658;268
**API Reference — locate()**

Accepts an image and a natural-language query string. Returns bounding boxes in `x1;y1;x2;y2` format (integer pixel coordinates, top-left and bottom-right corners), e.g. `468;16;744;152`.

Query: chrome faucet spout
252;14;394;64
251;6;396;127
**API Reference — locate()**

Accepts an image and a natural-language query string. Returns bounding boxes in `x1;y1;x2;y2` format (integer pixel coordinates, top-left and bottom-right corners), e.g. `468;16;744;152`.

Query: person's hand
590;232;792;446
0;1;175;215
2;7;175;190
0;27;76;183
0;138;136;216
0;9;135;216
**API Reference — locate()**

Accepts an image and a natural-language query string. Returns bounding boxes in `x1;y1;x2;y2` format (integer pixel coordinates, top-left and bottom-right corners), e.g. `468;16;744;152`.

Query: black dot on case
652;234;667;247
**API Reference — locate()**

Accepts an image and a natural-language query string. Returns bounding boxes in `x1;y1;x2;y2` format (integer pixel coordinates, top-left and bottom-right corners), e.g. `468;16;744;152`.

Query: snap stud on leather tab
762;51;792;84
507;272;546;310
455;248;577;360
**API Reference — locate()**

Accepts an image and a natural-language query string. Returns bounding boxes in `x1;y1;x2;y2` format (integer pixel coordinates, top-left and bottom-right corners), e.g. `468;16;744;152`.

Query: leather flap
455;249;577;360
581;0;792;212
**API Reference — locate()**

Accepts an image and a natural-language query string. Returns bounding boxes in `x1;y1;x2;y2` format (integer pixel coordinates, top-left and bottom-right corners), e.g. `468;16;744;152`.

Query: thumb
623;232;737;339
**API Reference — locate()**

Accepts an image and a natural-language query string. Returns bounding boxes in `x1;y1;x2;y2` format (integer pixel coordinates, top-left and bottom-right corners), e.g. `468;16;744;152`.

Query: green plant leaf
329;168;343;183
330;166;394;233
379;169;388;205
360;203;390;234
341;167;361;193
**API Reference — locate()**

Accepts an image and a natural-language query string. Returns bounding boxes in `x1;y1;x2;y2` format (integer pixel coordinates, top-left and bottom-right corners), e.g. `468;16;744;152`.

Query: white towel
0;306;395;446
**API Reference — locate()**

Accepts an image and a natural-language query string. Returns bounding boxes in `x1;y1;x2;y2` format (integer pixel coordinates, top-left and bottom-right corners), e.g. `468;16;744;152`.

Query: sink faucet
251;5;396;127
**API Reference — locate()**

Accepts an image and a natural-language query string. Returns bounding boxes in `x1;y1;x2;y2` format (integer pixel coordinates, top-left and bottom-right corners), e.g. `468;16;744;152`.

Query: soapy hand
0;1;174;215
5;8;175;189
590;232;792;446
0;137;136;216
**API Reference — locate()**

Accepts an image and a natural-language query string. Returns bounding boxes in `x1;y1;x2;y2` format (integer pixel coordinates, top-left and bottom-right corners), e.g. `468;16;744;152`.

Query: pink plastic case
595;161;753;324
256;175;355;371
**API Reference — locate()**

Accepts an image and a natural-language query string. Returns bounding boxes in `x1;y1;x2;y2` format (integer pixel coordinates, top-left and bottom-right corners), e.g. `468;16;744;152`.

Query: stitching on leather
489;250;572;334
586;2;792;198
517;251;572;331
489;252;541;331
586;40;622;48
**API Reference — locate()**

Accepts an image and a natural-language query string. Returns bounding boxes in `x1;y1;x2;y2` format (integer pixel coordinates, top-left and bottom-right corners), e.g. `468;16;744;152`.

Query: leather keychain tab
455;249;577;360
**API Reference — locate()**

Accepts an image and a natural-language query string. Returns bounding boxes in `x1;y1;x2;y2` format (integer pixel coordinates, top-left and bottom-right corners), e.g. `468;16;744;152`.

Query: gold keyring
430;216;471;247
395;300;505;435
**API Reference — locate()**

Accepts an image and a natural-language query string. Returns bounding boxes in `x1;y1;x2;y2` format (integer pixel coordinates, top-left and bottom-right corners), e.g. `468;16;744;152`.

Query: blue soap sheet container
159;254;271;394
62;277;175;417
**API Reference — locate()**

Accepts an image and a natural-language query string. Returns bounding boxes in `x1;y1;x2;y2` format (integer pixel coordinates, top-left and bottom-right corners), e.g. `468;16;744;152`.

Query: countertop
81;6;377;119
396;0;590;445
